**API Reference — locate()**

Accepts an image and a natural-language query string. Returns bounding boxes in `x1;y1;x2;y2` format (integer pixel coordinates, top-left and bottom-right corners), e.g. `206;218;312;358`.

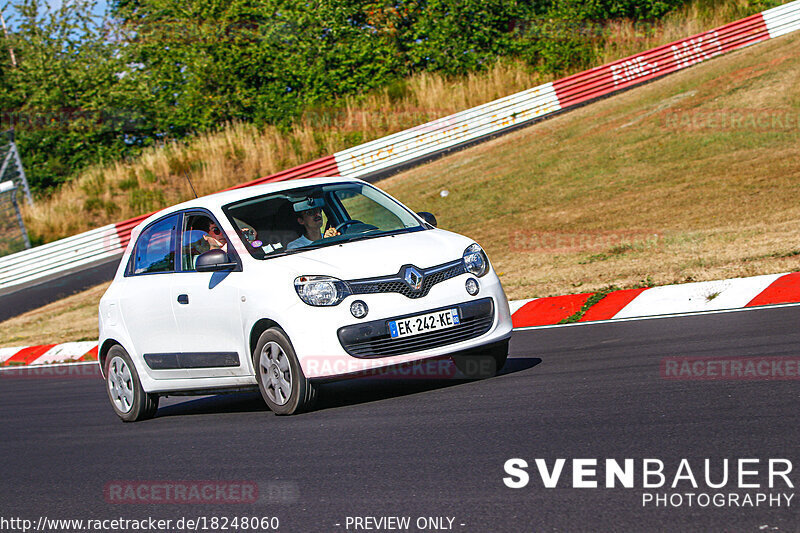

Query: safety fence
1;0;799;294
0;130;32;205
0;131;32;257
0;182;28;257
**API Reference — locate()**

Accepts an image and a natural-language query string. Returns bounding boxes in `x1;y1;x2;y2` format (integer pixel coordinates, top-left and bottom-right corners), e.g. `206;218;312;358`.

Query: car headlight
463;243;489;277
294;276;350;306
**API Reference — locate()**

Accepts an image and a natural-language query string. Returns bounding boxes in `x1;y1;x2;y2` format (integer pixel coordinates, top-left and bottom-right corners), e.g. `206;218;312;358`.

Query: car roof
137;176;367;228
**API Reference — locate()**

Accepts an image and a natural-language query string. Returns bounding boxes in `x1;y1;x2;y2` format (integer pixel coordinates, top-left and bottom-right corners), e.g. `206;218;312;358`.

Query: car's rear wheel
253;328;316;415
452;339;509;379
105;345;159;422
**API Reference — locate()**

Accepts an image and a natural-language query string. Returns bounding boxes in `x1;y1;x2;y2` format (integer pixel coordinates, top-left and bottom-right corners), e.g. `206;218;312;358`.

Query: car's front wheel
105;345;159;422
253;328;316;415
452;339;509;379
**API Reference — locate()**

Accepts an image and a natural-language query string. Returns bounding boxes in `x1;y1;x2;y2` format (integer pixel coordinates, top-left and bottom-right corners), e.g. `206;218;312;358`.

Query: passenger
287;207;340;250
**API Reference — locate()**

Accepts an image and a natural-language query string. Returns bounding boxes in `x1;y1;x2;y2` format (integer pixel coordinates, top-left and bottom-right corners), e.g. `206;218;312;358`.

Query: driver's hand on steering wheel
323;227;341;238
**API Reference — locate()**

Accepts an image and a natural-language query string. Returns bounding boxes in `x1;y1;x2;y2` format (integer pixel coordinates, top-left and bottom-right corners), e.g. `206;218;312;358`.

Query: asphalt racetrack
1;306;799;532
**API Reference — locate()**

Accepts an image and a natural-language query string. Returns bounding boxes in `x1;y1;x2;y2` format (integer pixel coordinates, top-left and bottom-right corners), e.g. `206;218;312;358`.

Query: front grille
348;260;465;299
338;298;494;358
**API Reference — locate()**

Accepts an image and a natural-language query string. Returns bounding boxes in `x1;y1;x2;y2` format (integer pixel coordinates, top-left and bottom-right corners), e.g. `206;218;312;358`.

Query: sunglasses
209;226;222;236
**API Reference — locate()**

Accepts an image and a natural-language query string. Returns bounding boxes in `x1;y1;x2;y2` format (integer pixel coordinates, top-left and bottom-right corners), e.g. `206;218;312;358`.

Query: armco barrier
0;1;798;299
333;83;561;179
0;222;123;292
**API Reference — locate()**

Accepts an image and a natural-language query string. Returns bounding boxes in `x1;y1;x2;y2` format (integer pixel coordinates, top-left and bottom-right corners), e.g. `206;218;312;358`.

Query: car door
170;211;249;378
118;214;187;379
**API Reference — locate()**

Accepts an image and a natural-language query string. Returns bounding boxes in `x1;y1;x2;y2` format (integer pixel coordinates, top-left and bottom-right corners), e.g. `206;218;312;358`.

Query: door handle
177;294;189;305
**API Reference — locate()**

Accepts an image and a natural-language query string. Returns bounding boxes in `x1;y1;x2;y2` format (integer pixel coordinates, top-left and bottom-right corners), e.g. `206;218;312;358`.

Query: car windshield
222;182;425;259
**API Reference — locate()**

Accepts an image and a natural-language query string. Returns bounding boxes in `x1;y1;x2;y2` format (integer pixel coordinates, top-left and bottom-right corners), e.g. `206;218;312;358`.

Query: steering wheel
335;219;363;234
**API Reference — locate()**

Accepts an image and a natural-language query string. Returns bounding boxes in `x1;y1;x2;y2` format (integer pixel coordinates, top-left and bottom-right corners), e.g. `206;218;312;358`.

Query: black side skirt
144;352;240;370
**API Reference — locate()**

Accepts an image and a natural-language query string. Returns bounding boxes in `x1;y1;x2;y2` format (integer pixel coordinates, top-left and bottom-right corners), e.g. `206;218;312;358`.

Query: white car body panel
169;272;249;378
99;177;513;394
115;275;188;380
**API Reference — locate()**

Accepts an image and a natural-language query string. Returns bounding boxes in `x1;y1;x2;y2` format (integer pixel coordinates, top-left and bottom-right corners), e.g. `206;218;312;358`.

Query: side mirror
417;211;437;228
196;249;237;272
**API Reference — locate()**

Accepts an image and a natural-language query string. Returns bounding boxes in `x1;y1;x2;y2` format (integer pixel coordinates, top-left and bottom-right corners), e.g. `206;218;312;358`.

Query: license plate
388;308;460;339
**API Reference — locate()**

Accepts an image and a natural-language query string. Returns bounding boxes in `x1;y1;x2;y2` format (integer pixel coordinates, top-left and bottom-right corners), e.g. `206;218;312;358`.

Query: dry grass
0;281;110;346
20;0;773;244
379;32;800;300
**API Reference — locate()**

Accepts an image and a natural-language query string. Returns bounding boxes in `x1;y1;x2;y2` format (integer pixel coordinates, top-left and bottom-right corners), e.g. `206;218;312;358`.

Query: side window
132;215;179;274
182;214;213;271
181;213;232;271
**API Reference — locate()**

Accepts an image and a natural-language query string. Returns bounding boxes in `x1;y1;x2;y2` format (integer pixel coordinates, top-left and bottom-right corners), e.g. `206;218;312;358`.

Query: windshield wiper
294;240;339;251
288;227;420;253
337;227;417;244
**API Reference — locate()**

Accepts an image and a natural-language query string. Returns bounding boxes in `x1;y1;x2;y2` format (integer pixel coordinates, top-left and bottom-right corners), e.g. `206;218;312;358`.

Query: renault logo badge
404;266;423;291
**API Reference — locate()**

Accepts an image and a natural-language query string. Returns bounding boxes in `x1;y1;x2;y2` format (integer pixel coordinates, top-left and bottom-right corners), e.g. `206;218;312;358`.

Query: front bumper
338;298;494;358
283;271;513;379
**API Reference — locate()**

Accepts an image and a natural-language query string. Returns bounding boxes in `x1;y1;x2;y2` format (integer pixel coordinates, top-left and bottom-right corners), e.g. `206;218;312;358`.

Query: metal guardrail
334;83;561;179
0;0;798;299
0;222;121;288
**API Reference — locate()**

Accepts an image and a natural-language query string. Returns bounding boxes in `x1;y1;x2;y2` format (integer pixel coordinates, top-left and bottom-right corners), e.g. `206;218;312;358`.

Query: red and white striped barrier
1;0;798;294
510;272;800;328
2;271;799;368
0;341;98;367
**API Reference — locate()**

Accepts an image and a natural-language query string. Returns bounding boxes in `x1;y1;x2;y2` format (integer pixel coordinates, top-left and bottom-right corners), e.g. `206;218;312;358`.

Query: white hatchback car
99;177;512;421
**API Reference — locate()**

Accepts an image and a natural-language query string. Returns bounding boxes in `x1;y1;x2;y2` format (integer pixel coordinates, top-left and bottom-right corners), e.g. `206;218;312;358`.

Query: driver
287;206;340;250
203;220;228;252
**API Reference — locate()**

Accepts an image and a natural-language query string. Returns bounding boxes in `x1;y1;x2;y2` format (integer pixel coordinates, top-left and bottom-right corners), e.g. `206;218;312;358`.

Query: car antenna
183;171;198;199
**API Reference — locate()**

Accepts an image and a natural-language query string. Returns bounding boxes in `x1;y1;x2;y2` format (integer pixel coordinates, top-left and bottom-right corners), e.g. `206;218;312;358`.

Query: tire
104;345;159;422
253;327;316;415
452;339;509;380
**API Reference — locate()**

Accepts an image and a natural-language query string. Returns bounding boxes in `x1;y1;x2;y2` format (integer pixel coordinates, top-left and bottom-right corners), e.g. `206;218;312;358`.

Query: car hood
275;229;475;280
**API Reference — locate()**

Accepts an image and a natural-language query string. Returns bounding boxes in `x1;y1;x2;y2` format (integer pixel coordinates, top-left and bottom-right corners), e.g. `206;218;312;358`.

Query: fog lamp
465;278;480;296
350;300;369;319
